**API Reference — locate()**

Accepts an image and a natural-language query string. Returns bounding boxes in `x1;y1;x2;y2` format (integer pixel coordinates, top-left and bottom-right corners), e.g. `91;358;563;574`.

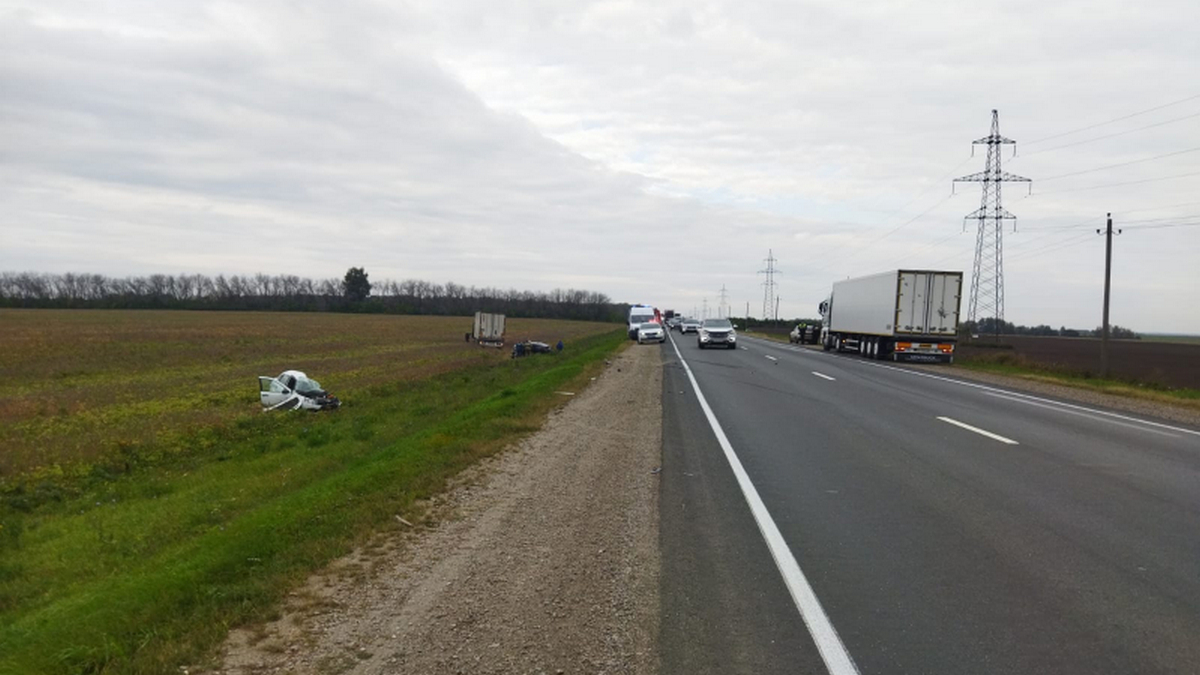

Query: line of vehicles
628;305;738;349
628;268;963;363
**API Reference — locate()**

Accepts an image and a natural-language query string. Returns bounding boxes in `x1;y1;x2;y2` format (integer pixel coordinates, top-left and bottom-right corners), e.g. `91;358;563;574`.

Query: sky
2;0;1198;332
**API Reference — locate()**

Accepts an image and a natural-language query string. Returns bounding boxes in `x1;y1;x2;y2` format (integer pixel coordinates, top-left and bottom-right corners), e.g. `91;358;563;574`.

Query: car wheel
728;344;736;350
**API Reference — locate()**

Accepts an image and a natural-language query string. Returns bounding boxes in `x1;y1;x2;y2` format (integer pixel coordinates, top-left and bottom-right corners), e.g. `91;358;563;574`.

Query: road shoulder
213;343;662;675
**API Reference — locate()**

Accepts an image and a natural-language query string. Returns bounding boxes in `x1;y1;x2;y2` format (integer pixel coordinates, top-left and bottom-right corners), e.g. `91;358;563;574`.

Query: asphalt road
658;332;1200;675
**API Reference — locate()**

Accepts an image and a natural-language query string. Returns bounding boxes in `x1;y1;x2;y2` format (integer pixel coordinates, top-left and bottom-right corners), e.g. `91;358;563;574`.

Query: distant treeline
0;271;626;322
964;318;1139;339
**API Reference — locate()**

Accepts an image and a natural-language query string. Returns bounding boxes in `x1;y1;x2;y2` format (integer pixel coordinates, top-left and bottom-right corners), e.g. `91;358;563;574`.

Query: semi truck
819;269;962;363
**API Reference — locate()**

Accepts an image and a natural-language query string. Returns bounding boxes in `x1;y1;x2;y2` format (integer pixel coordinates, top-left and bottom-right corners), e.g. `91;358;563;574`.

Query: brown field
958;335;1200;389
0;309;614;479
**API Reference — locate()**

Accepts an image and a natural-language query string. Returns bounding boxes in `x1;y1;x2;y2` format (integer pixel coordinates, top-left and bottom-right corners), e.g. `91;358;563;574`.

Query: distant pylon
717;284;729;318
953;110;1031;331
758;249;780;320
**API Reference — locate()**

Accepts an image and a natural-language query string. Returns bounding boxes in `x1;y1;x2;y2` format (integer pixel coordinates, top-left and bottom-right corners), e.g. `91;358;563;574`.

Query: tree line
0;269;626;322
964;318;1140;339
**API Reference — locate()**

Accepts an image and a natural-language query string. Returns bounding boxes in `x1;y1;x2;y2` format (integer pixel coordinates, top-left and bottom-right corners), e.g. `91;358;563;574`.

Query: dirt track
215;343;662;675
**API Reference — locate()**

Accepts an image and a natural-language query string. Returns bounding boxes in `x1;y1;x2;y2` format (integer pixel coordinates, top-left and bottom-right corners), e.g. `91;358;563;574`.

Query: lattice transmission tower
758;249;780;320
717;284;729;318
953;110;1031;329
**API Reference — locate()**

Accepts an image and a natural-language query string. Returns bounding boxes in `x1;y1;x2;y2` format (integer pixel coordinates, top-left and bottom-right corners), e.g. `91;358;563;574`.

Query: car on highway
637;322;666;344
627;305;657;340
698;318;737;349
680;318;701;334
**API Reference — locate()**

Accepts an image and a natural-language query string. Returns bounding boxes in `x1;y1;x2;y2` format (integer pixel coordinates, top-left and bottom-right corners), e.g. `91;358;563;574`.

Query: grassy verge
0;329;625;675
954;355;1200;410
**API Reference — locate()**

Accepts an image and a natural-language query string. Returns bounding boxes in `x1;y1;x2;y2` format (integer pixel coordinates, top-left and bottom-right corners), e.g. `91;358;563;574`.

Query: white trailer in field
819;270;963;363
473;312;506;347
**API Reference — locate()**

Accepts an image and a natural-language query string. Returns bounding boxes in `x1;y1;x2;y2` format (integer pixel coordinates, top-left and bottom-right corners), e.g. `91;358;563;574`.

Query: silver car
680;319;702;334
637;322;666;344
698;318;737;349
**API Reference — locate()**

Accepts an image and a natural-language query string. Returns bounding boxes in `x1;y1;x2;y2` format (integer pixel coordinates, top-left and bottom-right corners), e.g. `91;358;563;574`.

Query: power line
1114;199;1200;215
1008;231;1097;263
1122;220;1200;230
802;155;973;272
1038;147;1200;182
1113;213;1200;225
1035;170;1200;195
1023;93;1200;145
1018;110;1200;157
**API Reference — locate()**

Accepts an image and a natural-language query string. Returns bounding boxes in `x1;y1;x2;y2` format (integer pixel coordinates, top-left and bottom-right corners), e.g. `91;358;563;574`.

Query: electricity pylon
953;110;1031;333
758;250;780;320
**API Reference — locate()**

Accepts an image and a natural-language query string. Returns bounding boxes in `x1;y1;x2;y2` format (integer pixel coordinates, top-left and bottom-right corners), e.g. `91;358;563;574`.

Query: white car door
259;377;299;410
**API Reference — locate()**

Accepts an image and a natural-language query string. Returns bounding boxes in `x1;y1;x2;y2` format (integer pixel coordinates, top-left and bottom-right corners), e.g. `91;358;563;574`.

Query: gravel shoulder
911;363;1200;427
213;343;663;675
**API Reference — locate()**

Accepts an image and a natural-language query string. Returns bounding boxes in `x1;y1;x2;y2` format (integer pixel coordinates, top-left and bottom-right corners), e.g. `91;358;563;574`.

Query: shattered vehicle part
258;370;341;411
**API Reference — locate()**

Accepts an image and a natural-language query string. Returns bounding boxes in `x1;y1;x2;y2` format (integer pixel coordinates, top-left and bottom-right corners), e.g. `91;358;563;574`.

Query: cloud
1;0;1198;330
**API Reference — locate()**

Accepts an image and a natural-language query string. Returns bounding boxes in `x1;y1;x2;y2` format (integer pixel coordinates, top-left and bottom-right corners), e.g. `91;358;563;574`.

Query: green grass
954;354;1200;408
0;328;625;675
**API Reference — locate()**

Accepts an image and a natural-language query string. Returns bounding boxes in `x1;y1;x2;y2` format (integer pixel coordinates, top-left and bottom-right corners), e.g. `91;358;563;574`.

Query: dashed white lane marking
983;392;1180;438
764;355;778;362
854;359;1200;439
668;334;860;675
741;346;749;350
812;372;836;381
937;416;1020;445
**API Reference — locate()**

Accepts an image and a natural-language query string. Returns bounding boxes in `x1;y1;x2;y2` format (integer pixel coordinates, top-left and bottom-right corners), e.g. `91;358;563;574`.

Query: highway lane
659;332;1200;674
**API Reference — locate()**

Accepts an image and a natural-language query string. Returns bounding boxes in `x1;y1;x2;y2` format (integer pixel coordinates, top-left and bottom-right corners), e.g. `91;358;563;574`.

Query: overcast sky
2;0;1198;331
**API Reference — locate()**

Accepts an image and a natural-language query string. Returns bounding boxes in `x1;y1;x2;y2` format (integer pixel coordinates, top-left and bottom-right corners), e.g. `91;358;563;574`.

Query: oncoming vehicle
637;322;665;344
627;305;658;340
680;318;702;334
258;370;342;411
698;318;737;349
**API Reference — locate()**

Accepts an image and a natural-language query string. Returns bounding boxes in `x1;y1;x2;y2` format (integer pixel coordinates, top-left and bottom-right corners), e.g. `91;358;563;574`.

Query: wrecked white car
258;370;342;411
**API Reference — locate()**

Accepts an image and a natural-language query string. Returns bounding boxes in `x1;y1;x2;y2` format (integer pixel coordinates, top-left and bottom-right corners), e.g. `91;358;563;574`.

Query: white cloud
1;0;1198;330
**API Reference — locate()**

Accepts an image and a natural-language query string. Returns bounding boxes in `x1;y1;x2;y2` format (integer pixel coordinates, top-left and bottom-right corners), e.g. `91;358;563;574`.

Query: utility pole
775;296;781;322
717;285;730;318
1098;213;1122;378
954;110;1031;338
746;301;750;321
758;249;781;321
702;297;708;320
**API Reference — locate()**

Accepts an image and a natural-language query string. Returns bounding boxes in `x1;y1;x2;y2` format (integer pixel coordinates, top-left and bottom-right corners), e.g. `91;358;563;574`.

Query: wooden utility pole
1099;213;1120;378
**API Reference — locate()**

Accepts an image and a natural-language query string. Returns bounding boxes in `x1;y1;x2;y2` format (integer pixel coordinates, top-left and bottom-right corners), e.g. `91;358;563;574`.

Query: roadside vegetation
0;309;624;675
953;351;1200;409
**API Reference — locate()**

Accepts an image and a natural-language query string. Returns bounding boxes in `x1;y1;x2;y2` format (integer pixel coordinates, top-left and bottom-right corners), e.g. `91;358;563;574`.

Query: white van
627;305;657;340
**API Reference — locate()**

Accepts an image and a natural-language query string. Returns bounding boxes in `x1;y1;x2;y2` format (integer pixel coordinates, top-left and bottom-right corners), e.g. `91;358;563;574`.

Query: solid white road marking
764;355;778;362
983;392;1181;438
668;335;860;675
812;372;836;381
860;360;1200;439
937;416;1020;445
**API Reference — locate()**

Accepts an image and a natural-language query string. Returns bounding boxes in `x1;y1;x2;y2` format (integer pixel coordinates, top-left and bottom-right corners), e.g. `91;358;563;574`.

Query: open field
958;335;1200;390
0;309;607;482
0;309;623;675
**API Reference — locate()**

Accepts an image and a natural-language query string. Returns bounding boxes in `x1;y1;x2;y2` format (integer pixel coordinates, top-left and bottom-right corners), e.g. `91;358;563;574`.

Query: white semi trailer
819;270;963;363
473;311;506;347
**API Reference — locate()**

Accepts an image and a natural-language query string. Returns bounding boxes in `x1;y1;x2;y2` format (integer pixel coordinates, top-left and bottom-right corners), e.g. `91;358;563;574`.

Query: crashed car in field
258;370;341;411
